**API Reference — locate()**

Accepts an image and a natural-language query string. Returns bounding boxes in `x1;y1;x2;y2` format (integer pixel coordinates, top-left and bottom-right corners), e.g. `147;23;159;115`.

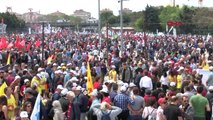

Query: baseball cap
129;83;136;88
120;86;127;92
57;85;63;90
158;98;166;104
24;79;30;84
20;111;28;118
209;86;213;91
61;88;68;96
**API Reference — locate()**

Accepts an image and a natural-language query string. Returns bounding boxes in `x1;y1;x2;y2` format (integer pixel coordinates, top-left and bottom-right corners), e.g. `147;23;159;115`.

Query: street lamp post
120;0;123;53
98;0;101;47
42;22;45;67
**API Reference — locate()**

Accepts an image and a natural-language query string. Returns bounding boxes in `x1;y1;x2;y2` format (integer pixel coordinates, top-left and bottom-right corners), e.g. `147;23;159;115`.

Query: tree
192;7;213;34
143;5;161;32
0;12;25;29
100;11;114;26
179;6;196;34
159;6;181;30
134;17;144;31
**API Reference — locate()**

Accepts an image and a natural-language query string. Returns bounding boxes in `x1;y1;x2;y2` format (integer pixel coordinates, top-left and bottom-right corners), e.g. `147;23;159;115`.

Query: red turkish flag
7;42;14;49
18;39;25;49
0;35;7;49
35;38;40;47
167;21;175;26
15;36;20;48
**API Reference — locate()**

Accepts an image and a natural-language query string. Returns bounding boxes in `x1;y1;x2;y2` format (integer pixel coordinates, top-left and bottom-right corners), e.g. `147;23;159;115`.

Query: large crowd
0;30;212;120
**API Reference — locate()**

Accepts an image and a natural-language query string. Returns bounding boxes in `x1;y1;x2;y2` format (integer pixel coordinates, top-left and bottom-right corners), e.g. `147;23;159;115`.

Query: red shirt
144;95;156;103
67;102;72;120
93;82;100;89
102;97;111;104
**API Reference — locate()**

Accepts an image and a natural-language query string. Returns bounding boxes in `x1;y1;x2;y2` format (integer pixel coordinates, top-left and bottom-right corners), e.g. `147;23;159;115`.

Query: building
73;9;91;22
21;11;42;23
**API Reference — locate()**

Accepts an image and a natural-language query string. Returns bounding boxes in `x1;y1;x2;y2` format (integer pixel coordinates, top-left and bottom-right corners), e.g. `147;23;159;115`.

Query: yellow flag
47;55;54;64
86;62;94;95
0;82;7;96
7;53;10;65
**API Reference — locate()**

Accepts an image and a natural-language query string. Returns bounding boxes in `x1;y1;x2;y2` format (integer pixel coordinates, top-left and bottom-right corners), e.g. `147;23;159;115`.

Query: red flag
19;39;25;49
35;38;40;47
0;36;7;49
7;42;14;49
27;42;31;51
15;36;20;48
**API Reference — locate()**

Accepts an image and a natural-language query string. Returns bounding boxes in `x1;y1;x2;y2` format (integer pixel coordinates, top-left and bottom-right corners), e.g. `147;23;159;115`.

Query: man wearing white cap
114;86;135;120
52;85;63;101
75;86;89;120
59;88;69;113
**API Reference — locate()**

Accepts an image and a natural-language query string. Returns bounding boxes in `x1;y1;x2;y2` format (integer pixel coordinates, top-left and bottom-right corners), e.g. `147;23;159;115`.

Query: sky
0;0;213;18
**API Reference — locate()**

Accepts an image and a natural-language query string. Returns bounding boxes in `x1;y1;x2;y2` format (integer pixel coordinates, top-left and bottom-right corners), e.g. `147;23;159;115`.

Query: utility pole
173;0;175;7
98;0;101;48
106;23;109;60
120;0;123;53
42;22;45;67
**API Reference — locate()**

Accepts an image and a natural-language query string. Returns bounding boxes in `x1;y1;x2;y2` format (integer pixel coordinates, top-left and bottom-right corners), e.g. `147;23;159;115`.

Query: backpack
101;110;111;120
145;108;155;120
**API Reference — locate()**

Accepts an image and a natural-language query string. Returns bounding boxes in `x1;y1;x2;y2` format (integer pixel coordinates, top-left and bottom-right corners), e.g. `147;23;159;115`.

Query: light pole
120;0;123;53
98;0;101;46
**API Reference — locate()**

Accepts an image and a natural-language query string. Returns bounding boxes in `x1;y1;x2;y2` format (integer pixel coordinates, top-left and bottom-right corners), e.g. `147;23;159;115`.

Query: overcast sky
0;0;212;18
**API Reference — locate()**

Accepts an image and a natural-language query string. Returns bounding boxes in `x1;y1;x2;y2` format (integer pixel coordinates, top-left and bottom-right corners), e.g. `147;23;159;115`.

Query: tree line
101;5;213;34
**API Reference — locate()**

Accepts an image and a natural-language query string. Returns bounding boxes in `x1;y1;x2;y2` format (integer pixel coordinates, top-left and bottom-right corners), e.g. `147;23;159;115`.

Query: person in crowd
128;87;144;120
160;72;169;93
139;70;153;96
58;88;69;113
206;66;213;87
92;102;122;120
190;86;210;120
164;96;183;120
108;65;117;82
52;100;64;120
66;90;81;120
20;111;29;120
156;98;167;120
206;86;213;120
142;98;157;120
52;85;63;101
180;95;193;120
0;95;8;120
23;101;32;118
76;86;89;120
109;83;117;101
144;89;156;105
114;86;134;120
152;82;164;100
120;62;132;83
4;86;17;120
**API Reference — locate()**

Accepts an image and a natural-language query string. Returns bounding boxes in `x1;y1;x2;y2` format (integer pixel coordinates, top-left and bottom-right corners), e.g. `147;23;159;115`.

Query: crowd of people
0;29;212;120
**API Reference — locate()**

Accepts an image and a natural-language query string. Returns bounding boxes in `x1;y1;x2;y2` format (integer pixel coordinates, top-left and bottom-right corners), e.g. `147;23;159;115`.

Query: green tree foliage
159;6;181;30
179;6;196;34
143;5;161;32
134;17;144;31
100;11;114;26
192;7;213;34
0;12;25;29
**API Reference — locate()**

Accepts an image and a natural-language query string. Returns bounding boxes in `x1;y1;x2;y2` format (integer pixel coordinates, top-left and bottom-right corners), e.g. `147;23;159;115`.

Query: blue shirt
114;93;134;110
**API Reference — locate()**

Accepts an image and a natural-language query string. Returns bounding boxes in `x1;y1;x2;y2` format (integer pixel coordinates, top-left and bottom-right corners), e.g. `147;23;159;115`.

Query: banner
30;94;41;120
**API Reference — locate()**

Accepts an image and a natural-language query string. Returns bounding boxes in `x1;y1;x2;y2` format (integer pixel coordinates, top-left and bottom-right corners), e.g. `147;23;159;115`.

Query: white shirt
160;76;169;86
156;106;165;120
139;76;153;90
